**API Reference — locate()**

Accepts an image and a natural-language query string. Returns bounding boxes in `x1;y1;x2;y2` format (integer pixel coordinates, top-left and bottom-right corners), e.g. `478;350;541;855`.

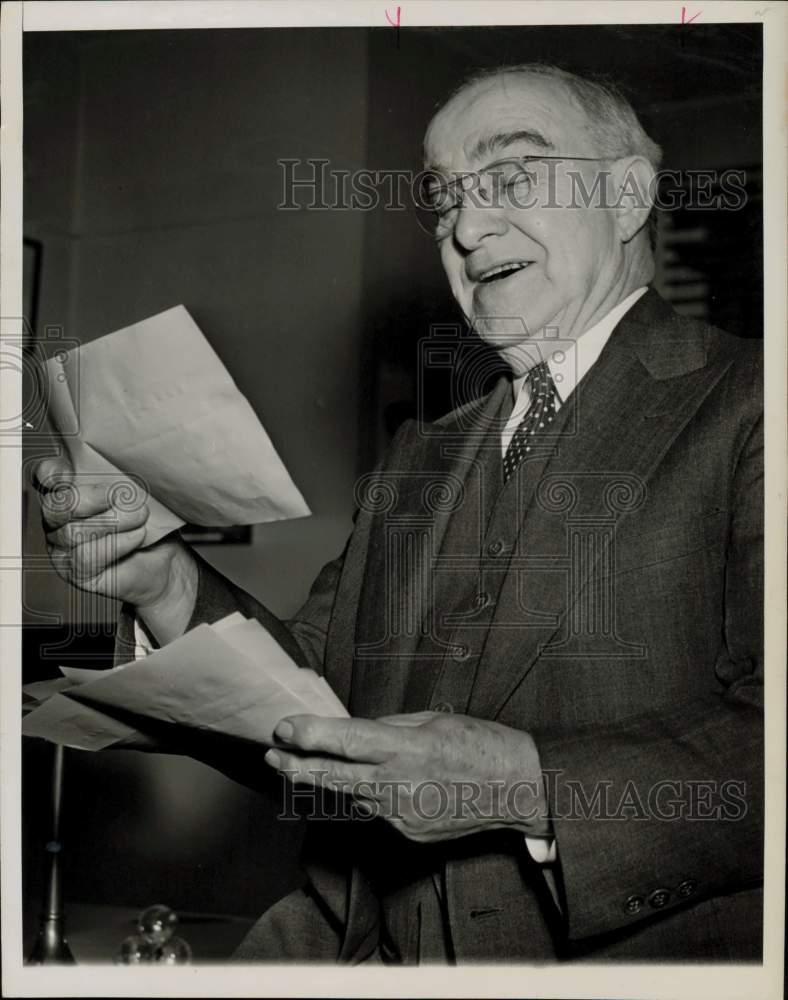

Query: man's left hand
263;712;550;843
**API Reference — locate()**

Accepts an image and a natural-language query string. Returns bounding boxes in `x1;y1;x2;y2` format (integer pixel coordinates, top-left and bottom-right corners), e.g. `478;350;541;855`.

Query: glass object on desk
154;936;192;965
137;903;178;945
116;904;192;964
116;934;155;964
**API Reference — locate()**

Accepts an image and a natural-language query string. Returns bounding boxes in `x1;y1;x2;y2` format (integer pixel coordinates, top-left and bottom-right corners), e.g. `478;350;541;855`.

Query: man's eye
503;168;534;190
435;200;459;218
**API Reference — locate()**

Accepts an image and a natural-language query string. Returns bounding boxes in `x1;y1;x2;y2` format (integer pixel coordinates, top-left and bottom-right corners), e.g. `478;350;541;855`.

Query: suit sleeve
115;546;344;669
534;411;764;942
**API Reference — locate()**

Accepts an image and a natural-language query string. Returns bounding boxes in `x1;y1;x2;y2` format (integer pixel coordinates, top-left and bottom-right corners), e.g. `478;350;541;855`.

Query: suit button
486;539;505;557
676;879;698;899
433;702;454;713
451;644;469;662
623;895;643;915
648;888;671;909
473;591;491;609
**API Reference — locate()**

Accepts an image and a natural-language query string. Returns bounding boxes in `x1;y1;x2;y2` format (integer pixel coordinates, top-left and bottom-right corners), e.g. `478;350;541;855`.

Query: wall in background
24;29;372;625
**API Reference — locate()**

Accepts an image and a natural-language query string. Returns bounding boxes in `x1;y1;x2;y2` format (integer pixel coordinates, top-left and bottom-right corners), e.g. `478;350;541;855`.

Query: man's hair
446;63;663;170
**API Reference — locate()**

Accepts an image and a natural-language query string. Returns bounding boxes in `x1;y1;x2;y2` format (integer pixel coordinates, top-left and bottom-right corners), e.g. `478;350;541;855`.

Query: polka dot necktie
502;361;558;484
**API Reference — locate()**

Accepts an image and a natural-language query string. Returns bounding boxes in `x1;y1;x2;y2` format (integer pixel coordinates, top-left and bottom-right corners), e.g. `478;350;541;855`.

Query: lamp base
27;914;76;965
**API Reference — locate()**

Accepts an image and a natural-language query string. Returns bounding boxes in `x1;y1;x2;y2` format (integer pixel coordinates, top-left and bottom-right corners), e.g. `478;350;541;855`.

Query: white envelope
45;305;310;546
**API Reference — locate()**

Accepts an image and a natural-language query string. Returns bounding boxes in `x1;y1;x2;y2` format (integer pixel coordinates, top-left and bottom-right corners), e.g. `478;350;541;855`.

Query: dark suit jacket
116;289;763;963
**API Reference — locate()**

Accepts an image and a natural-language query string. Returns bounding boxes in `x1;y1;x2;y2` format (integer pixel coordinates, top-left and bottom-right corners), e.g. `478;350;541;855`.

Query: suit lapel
468;290;736;720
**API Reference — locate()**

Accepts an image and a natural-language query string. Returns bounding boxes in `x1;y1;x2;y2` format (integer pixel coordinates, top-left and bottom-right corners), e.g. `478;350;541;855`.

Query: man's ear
609;156;656;244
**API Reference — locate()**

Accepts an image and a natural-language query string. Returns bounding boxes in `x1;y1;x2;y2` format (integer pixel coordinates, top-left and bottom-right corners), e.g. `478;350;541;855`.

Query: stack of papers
22;613;348;752
45;305;310;546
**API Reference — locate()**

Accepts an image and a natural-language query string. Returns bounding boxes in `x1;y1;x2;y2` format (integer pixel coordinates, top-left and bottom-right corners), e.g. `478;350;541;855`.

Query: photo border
2;3;785;997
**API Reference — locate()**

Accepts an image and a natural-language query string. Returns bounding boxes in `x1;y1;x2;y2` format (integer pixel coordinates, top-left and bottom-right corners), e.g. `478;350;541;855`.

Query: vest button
676;879;698;899
648;888;671;909
433;702;454;714
623;894;643;915
451;644;469;662
487;539;505;557
473;591;491;609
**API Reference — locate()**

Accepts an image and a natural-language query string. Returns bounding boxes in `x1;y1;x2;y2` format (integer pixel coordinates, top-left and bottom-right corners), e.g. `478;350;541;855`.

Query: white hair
447;63;663;170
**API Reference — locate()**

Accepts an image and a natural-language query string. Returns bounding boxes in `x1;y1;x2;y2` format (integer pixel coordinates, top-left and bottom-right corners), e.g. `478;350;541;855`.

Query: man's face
423;74;624;356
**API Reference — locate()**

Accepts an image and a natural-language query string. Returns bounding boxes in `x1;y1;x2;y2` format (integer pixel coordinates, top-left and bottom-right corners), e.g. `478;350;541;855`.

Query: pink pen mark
385;6;401;28
680;6;702;22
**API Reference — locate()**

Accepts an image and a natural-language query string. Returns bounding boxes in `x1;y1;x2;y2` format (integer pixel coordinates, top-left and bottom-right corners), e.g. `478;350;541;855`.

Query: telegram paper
44;305;310;545
22;614;347;752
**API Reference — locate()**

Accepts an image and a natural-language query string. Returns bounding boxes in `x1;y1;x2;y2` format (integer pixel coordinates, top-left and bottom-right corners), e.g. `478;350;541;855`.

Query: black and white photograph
1;2;785;996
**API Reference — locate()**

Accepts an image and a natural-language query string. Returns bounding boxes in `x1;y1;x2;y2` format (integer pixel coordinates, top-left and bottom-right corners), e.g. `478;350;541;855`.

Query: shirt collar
512;286;648;406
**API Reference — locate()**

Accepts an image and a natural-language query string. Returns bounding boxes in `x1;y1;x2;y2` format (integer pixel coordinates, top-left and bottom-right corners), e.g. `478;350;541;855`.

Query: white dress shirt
133;617;156;658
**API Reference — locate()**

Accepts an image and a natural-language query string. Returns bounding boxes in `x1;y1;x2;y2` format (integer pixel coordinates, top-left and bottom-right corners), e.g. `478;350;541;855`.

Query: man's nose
452;200;508;251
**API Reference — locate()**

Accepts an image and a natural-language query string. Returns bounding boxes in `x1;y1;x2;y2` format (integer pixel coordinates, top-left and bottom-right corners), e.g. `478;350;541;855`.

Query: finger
45;503;149;549
32;456;73;492
263;748;377;791
39;480;119;528
50;524;147;582
274;715;401;763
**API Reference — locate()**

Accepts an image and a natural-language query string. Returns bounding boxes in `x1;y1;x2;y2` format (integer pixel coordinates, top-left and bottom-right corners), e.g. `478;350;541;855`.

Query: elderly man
36;64;763;963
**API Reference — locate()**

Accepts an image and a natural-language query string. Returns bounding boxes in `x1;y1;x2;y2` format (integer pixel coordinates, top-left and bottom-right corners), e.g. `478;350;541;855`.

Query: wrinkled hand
33;456;198;643
264;711;550;843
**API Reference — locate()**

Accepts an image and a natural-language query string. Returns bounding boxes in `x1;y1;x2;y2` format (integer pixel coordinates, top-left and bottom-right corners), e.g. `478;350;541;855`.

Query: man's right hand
33;457;198;644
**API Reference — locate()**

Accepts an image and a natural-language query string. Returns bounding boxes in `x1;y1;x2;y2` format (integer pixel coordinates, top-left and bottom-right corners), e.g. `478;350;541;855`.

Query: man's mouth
476;261;532;284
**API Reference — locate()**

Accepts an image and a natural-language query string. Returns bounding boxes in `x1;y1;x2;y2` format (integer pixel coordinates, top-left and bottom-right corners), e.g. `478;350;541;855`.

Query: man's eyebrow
469;129;554;162
422;128;554;176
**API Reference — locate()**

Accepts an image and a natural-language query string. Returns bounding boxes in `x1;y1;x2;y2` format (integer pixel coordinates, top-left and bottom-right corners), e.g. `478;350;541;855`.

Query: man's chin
471;314;547;351
470;314;558;374
472;316;533;345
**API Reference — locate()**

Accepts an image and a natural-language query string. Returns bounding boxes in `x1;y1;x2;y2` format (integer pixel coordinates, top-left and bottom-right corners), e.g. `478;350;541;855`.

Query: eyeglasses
418;155;610;240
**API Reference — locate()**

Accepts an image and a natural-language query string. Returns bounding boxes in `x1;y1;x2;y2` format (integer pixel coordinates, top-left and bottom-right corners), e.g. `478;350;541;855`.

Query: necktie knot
502;361;558;484
524;360;550;397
